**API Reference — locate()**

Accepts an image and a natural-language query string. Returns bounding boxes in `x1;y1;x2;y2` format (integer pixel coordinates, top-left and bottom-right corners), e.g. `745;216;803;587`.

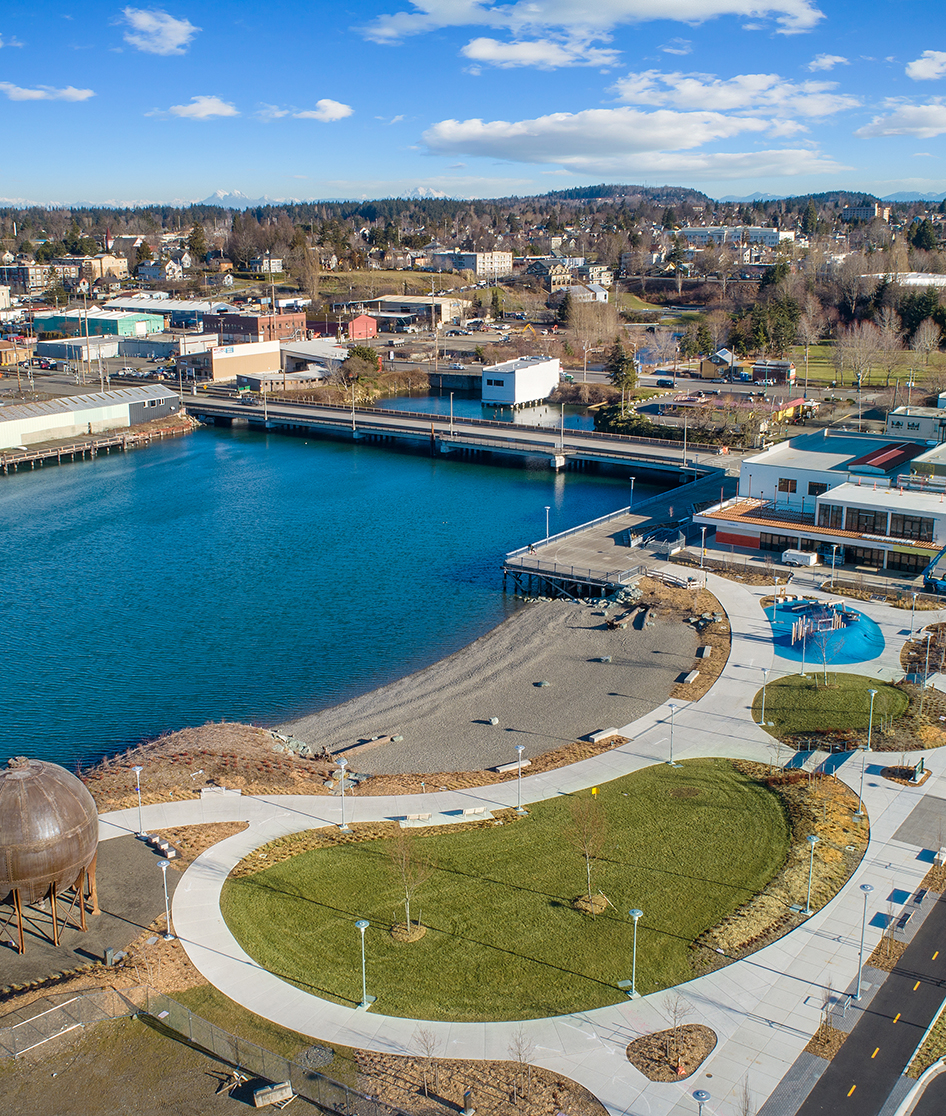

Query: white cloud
0;81;94;101
661;38;692;55
166;95;238;119
0;34;25;48
807;53;847;71
460;37;619;69
294;99;353;121
856;102;946;138
613;69;859;116
254;103;290;122
363;0;824;44
121;7;199;55
906;51;946;81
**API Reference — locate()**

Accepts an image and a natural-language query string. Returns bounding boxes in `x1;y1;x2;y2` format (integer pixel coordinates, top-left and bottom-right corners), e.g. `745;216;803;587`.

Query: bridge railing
504;557;646;584
506;505;635;558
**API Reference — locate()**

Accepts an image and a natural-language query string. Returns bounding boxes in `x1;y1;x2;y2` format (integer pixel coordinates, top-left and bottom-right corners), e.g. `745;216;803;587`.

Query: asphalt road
911;1069;946;1115
795;890;946;1116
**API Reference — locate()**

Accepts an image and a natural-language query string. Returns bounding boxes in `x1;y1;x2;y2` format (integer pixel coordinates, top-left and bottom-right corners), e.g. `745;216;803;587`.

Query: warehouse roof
0;385;177;425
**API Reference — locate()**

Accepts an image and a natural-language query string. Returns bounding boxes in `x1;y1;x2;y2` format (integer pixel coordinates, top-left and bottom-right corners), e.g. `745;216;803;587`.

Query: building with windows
200;309;306;345
481;355;560;407
886;406;946;444
692;429;946;573
428;251;513;280
841;204;891;223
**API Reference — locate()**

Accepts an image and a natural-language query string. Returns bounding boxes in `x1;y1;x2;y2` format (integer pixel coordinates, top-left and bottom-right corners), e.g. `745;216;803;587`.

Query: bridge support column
438;440;452;454
352;430;365;440
549;455;566;470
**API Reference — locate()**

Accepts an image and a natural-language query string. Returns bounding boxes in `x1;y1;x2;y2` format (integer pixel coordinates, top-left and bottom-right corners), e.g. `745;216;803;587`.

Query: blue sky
1;0;945;204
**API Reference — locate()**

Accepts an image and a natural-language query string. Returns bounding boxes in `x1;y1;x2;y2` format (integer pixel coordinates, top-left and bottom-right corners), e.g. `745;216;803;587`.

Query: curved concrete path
98;572;946;1116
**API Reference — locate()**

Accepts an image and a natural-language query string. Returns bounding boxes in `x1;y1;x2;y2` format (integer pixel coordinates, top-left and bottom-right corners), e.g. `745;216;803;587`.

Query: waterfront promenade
96;572;946;1116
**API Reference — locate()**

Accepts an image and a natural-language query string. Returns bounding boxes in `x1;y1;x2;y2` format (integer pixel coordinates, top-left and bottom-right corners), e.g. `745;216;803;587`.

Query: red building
201;310;306;345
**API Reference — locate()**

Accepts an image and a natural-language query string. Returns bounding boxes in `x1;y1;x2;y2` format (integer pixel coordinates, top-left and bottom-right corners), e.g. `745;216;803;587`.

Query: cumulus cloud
461;36;619;69
661;38;692;55
613;69;859;116
121;8;200;55
166;94;238;119
0;34;25;48
363;0;823;44
856;102;946;138
807;53;847;71
294;99;353;121
906;51;946;81
254;103;290;122
0;81;94;101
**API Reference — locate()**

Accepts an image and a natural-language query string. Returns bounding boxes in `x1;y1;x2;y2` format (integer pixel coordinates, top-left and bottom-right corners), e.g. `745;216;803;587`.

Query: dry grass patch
805;1024;847;1060
626;1024;717;1081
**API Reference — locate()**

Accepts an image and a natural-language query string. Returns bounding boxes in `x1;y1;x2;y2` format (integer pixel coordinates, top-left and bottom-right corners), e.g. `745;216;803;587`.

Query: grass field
221;760;790;1021
752;673;908;737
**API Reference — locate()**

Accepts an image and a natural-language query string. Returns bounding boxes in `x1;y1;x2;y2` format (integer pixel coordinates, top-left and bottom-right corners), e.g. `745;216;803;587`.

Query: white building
280;338;348;372
428;251;513;280
886;407;946;443
482;355;560;407
679;226;795;248
250;256;284;274
0;386;180;450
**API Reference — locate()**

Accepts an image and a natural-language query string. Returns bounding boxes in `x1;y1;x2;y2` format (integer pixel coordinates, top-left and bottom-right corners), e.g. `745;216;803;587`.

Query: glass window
778;478;797;493
818;504;843;530
808;481;828;496
889;513;934;542
846;508;879;534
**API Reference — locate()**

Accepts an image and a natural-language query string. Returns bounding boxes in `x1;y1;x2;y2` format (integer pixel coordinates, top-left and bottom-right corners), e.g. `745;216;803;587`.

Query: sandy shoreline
280;596;697;774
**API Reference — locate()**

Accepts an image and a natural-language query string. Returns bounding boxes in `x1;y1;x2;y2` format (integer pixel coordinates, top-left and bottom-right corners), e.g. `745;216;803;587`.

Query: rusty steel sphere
0;757;99;906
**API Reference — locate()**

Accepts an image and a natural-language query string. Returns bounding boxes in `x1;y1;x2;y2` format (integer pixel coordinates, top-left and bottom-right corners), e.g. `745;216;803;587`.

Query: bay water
0;426;663;770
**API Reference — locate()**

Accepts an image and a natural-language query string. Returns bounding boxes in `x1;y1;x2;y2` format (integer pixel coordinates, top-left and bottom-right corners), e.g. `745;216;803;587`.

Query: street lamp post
157;858;173;941
693;1090;711;1116
667;704;680;767
700;525;707;569
831;543;839;589
449;391;454;438
628;475;635;509
628;908;643;998
804;834;820;914
544;505;550;542
133;765;144;836
338;757;350;832
515;744;527;815
855;882;874;1000
854;744;869;821
355;919;375;1009
867;688;878;750
910;592;918;638
760;667;769;729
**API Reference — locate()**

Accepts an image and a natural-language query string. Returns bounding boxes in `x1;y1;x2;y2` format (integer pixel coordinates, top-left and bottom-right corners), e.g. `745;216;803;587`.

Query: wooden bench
682;670;700;684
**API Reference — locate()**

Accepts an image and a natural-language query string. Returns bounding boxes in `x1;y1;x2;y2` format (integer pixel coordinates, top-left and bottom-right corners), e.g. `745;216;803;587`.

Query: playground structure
789;600;859;646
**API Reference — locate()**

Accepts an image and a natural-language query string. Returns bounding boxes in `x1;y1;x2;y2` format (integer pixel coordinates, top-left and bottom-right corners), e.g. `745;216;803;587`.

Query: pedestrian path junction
98;572;946;1116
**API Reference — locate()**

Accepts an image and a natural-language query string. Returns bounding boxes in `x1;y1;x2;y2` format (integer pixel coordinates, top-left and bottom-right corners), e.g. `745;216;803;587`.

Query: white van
782;549;820;567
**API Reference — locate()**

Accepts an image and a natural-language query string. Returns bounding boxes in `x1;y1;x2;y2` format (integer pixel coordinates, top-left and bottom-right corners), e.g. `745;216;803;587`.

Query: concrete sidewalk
97;572;946;1116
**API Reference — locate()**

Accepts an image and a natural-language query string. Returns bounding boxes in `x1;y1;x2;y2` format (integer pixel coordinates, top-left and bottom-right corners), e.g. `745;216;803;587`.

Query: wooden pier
0;424;191;475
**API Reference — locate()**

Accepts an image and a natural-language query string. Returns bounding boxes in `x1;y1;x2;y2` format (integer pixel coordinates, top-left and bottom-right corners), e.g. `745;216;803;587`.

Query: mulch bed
626;1024;717;1081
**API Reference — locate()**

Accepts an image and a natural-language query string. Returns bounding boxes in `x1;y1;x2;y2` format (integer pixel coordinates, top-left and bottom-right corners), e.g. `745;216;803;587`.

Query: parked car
656;378;674;388
450;362;466;369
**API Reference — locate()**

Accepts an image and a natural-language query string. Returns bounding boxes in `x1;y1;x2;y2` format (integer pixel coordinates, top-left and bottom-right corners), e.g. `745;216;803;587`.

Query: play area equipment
765;597;885;665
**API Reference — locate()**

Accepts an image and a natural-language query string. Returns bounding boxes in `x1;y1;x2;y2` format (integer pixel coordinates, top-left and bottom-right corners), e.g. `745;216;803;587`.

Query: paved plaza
97;571;946;1116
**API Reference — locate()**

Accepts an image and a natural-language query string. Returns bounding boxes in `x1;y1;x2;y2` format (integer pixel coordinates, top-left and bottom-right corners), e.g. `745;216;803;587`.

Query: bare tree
412;1026;441;1097
875;306;904;391
809;627;832;688
795;296;825;393
652;328;679;372
838;321;881;388
738;1076;755;1116
567;794;608;907
507;1026;536;1103
663;994;694;1068
388;828;434;932
705;309;731;353
912;317;942;368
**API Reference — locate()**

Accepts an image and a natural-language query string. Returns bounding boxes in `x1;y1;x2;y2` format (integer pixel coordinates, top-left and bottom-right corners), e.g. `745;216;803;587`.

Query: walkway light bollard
515;744;527;815
693;1089;711;1116
855;882;874;1000
338;757;351;832
628;909;643;998
804;834;820;915
667;703;680;767
157;858;173;941
133;764;144;837
355;919;375;1009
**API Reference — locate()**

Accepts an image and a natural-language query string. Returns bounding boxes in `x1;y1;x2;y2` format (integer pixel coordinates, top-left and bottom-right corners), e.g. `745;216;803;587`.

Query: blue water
0;427;663;769
376;394;596;431
764;601;885;664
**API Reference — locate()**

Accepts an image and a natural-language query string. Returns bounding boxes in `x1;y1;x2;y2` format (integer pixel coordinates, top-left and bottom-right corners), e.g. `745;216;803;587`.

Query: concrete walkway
97;573;946;1116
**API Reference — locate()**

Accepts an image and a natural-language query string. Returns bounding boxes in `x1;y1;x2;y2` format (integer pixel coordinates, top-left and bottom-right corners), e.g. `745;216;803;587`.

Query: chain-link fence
0;986;145;1057
144;990;412;1116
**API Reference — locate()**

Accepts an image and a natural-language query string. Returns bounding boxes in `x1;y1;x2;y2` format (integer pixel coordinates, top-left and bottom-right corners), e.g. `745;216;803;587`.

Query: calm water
376;394;596;431
0;427;663;769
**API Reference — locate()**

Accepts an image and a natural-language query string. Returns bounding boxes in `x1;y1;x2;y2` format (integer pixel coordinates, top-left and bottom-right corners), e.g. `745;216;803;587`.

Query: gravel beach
280;598;697;774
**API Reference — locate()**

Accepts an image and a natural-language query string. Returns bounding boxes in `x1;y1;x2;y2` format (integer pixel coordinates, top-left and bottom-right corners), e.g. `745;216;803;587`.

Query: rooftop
0;385;177;425
745;430;928;476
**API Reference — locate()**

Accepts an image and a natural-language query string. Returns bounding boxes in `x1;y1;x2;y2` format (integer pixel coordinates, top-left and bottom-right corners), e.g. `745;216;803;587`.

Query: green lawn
752;673;908;737
221;760;790;1021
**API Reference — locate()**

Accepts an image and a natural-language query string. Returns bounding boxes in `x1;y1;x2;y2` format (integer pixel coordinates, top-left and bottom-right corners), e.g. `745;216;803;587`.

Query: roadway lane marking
847;1086;856;1097
871;1048;879;1058
934;951;940;961
893;1013;901;1024
914;981;922;991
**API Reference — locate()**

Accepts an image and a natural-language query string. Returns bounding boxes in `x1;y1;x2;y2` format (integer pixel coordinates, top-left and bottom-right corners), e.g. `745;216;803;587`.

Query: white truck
781;549;820;567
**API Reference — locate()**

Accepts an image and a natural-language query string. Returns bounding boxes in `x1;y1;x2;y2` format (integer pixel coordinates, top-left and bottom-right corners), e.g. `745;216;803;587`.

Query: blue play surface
764;599;885;665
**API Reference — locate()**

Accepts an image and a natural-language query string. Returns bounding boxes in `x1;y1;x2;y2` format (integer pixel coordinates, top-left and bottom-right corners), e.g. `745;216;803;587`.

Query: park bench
463;806;487;816
913;888;927;905
895;911;914;933
405;813;432;822
682;670;700;684
588;728;619;744
494;759;531;773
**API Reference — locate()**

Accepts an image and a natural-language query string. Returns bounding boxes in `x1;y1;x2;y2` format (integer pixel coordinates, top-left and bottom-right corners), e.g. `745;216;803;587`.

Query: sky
1;0;945;205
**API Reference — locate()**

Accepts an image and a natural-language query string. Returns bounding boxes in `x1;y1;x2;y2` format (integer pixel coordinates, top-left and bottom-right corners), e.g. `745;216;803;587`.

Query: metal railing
506;504;637;557
504;558;645;585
